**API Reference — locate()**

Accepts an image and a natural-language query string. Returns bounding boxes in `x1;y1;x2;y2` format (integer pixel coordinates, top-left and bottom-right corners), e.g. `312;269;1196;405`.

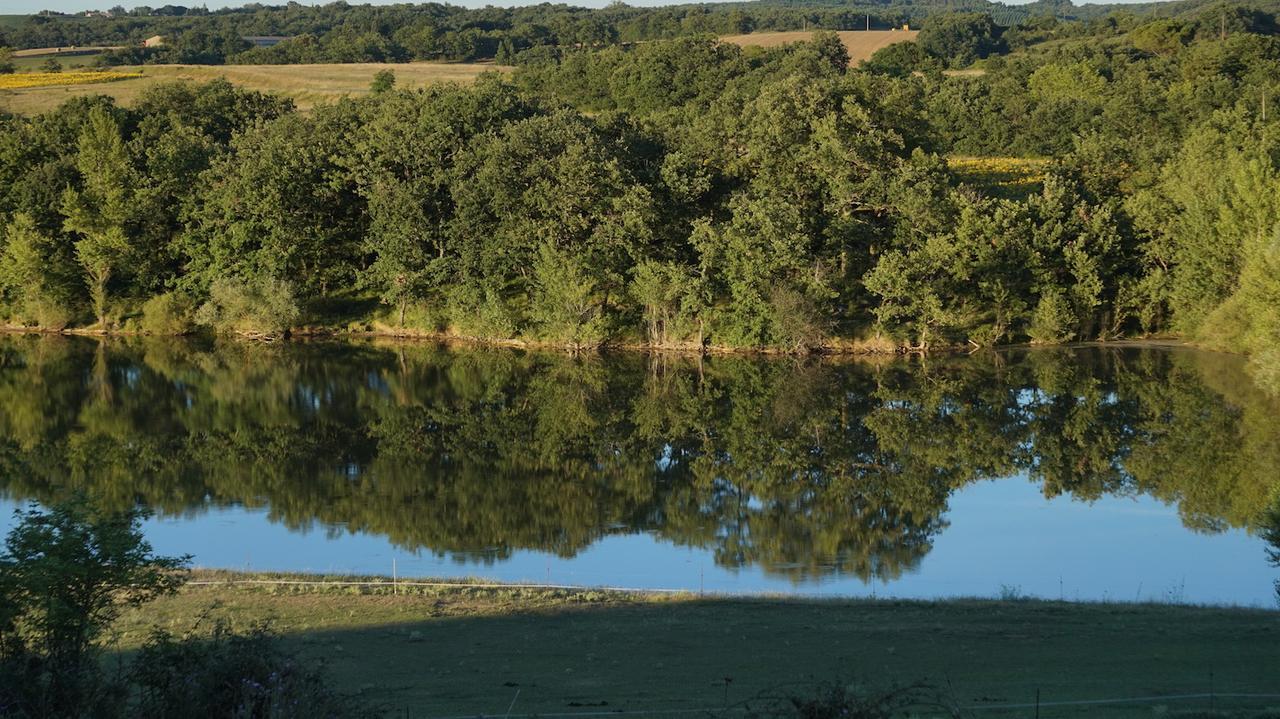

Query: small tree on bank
0;501;189;717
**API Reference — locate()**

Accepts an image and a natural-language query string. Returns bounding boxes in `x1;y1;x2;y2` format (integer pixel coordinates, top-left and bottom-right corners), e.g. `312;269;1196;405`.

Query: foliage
130;619;378;719
1;22;1280;384
140;291;195;335
0;500;371;718
917;12;1004;68
529;243;609;346
369;69;396;94
0;500;188;718
0;213;75;327
862;40;938;76
1028;288;1076;344
748;681;960;719
1264;499;1280;603
60;106;136;327
195;277;301;338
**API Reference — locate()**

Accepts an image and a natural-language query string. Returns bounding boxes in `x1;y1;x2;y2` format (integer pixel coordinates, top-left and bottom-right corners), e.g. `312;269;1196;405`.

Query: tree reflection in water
0;336;1277;583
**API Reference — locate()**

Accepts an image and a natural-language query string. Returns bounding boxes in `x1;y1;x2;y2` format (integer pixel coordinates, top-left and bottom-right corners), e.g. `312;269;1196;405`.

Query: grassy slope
720;30;920;65
0;62;504;115
113;573;1280;718
9;53;109;72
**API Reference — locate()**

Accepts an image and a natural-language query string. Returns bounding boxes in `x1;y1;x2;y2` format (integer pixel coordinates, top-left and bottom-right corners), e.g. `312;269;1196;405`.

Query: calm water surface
0;336;1276;605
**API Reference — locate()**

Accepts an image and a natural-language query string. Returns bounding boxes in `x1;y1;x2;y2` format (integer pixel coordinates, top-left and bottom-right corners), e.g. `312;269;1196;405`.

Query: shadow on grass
116;590;1280;718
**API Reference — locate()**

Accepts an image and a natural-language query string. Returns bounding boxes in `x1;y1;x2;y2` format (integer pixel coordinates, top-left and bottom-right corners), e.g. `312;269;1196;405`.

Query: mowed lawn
720;29;919;65
0;61;504;114
112;574;1280;718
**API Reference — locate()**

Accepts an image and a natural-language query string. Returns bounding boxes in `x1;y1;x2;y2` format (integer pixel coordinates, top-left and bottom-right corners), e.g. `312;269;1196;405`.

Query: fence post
1210;670;1215;713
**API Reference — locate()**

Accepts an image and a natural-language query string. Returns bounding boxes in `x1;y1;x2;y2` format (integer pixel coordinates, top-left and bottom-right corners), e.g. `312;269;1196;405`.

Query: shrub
1027;289;1076;344
141;292;196;335
25;297;73;331
131;620;377;719
0;500;372;719
768;287;829;353
0;501;189;718
369;69;396;93
528;244;607;346
745;681;960;719
445;284;519;339
196;277;300;338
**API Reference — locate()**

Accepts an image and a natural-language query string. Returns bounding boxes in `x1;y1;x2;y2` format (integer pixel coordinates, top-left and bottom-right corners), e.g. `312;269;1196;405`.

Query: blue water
4;477;1269;605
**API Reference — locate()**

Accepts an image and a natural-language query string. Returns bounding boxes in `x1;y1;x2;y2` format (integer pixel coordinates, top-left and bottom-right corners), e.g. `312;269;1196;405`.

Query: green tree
0;213;75;327
61;107;137;328
362;179;438;327
0;501;189;717
1264;500;1280;603
369;69;396;94
182;106;366;298
917;13;1004;68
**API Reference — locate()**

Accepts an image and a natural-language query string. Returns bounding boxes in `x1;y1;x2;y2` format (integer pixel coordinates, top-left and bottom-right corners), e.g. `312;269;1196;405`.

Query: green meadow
110;573;1280;718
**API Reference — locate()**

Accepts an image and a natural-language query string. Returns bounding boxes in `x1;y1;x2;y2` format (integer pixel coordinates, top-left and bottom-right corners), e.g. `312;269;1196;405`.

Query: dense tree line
2;0;928;65
0;337;1275;581
1;13;1280;384
0;0;1273;66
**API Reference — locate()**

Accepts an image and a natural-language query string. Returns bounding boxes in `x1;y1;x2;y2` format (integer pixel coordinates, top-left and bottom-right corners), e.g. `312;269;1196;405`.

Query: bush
141;292;196;335
25;297;73;331
1027;289;1076;344
528;244;607;346
769;287;829;353
131;620;376;719
369;69;396;93
745;681;960;719
196;277;300;338
445;284;519;339
0;501;188;718
0;501;372;718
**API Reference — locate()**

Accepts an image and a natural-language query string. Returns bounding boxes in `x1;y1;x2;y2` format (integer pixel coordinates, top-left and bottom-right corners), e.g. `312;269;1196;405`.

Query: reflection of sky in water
3;477;1272;607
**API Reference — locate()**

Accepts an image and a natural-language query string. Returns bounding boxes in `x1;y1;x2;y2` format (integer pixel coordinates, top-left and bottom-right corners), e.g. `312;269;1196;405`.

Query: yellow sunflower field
0;71;143;90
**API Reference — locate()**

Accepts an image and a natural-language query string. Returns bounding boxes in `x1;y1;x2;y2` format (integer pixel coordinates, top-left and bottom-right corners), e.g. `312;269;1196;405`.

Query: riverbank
1;321;1198;359
111;571;1280;718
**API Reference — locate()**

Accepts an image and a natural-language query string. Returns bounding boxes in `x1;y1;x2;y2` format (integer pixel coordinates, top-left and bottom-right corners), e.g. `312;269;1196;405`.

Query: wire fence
185;578;692;594
413;692;1280;719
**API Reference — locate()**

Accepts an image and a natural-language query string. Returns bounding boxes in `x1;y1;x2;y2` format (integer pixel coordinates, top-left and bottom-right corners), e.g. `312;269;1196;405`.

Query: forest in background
0;0;1215;66
1;2;1279;392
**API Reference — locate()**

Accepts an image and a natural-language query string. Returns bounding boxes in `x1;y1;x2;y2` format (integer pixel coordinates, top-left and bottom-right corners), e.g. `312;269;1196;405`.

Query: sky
5;0;1168;15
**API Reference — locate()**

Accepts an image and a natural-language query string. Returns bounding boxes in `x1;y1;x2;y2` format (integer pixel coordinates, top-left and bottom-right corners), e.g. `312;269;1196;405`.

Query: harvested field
720;29;919;65
0;61;503;115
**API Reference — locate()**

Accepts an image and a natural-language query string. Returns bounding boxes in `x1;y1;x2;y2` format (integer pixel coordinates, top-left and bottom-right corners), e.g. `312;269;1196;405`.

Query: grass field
0;62;504;115
110;572;1280;718
9;53;110;72
720;30;919;65
11;45;124;57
